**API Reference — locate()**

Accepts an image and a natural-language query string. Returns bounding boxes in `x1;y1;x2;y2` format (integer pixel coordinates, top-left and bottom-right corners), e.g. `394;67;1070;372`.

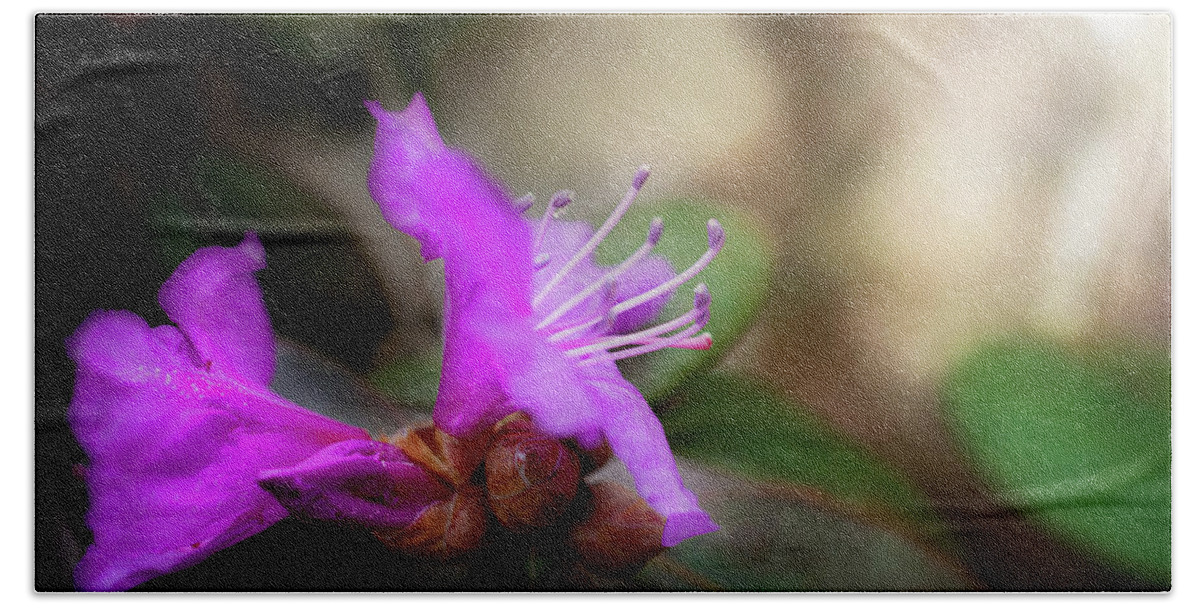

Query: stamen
546;312;612;344
532;190;573;254
531;166;651;307
579;325;706;365
626;333;713;350
533;253;552;270
608;219;723;318
534;217;664;330
563;284;710;358
515;193;535;214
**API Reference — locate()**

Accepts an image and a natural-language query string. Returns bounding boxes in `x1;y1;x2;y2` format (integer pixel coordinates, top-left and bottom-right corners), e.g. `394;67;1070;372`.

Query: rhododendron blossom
365;93;720;546
67;234;444;591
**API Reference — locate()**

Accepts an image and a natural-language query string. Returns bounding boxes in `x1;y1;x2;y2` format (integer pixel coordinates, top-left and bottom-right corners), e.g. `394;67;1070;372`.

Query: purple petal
258;439;449;528
569;361;718;546
365;94;448;261
368;94;538;436
157;233;275;388
68;312;367;591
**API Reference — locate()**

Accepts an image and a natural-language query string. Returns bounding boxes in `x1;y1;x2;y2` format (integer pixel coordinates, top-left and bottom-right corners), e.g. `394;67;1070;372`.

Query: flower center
520;166;724;365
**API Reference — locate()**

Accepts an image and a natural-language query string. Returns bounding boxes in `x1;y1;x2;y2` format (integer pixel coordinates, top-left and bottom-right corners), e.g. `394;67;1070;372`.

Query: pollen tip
706;219;726;250
533;253;552;270
646;217;665;245
632;165;652;189
551;190;573;209
516;193;535;213
694;332;714;350
693;283;712;328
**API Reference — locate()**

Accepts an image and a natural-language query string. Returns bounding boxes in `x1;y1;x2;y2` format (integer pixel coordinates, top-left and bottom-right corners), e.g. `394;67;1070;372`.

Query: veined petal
69;239;369;591
68;311;369;591
157;233;274;388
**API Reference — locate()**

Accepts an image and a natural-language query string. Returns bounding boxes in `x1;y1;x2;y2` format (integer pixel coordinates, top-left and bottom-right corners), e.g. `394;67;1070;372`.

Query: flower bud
485;430;580;531
373;485;488;560
569;482;666;577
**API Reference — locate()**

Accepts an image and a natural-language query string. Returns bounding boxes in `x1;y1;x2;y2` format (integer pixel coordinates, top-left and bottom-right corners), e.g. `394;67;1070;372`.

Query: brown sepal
395;423;489;487
373;485;488;560
569;482;666;578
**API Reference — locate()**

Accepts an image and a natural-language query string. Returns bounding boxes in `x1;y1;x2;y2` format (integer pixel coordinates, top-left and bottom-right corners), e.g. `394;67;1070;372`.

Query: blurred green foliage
659;481;969;591
152;151;339;268
660;370;949;544
370;347;441;413
943;337;1170;582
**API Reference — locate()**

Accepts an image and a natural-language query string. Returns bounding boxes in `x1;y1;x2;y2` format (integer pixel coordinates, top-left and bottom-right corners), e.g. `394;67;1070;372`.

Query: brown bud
396;423;488;487
373;485;488;560
496;413;611;474
569;482;666;577
485;430;580;531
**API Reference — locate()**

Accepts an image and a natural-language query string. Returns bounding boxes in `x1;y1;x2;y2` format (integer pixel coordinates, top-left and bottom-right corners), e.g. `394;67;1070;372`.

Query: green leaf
594;198;771;401
193;152;338;222
943;338;1170;582
598;455;971;591
664;474;971;591
660;371;947;543
151;152;342;269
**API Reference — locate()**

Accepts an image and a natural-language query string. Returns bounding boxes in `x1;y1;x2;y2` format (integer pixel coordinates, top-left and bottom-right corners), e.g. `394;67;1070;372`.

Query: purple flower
365;93;721;546
67;234;443;591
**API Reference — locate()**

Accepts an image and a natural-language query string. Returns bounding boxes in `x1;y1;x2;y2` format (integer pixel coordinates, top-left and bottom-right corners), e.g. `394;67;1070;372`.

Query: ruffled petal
368;94;538;436
69;311;368;589
365;93;448;261
157;233;275;388
258;439;450;528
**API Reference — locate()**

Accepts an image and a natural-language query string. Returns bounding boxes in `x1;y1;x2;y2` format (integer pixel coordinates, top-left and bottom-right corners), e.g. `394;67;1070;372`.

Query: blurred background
35;14;1170;591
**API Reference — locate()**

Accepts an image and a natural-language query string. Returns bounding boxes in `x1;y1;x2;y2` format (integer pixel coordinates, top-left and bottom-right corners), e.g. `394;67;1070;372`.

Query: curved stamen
579;325;707;365
609;219;723;318
553;219;723;335
564;284;709;358
545;281;619;343
532;165;651;307
534;217;664;330
532;190;573;254
625;333;713;351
